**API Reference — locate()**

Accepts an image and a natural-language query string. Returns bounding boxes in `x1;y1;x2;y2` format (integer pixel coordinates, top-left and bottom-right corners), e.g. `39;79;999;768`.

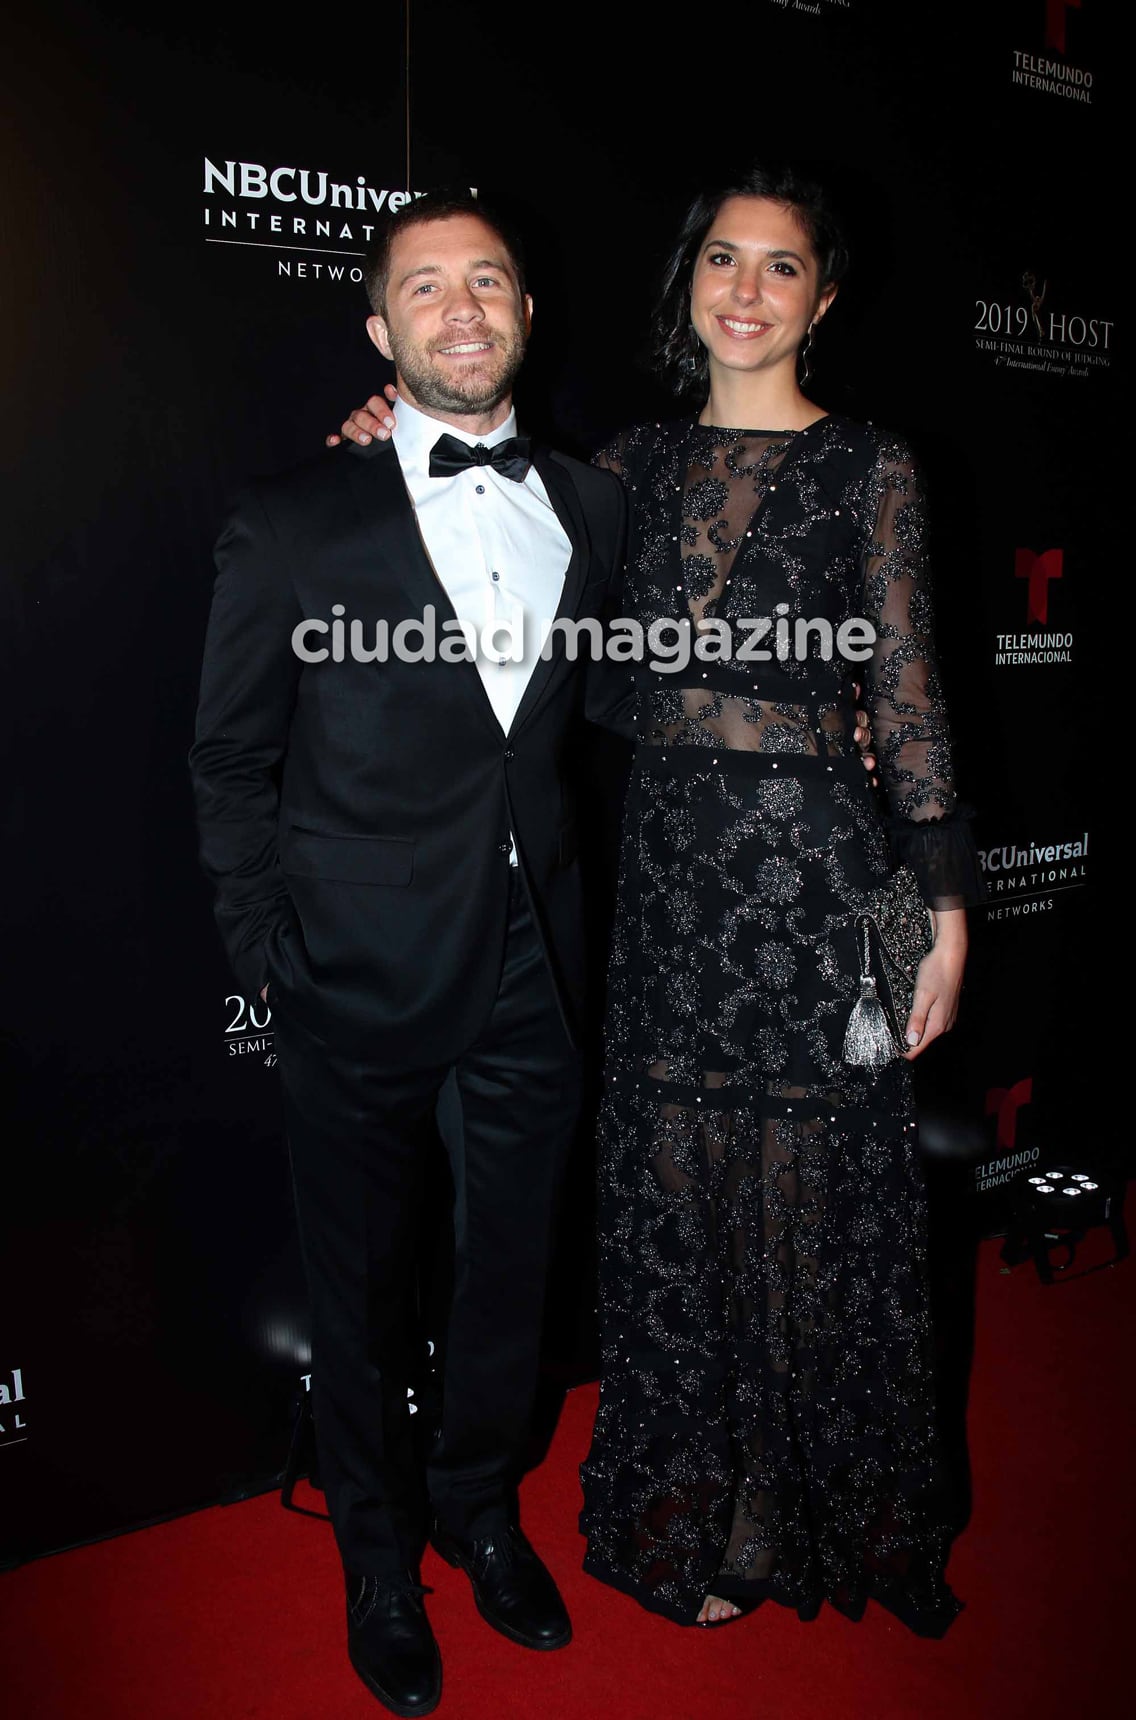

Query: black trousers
274;867;582;1577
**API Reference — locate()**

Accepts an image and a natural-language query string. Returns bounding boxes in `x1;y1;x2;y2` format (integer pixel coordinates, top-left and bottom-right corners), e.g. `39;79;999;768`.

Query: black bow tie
428;432;532;482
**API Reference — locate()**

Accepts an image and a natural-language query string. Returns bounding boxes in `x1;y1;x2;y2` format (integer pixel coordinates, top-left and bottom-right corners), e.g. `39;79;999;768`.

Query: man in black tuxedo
191;190;627;1717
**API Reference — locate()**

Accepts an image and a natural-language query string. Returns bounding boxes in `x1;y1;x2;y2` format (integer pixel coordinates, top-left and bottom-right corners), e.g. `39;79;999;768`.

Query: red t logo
1015;548;1063;625
985;1078;1033;1151
1046;0;1082;54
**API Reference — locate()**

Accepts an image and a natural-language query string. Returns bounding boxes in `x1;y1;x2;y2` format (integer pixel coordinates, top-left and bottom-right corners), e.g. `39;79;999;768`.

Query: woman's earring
799;320;817;387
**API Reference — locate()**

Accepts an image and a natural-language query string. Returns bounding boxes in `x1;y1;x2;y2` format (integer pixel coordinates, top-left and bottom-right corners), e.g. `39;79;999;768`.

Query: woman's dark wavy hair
653;164;850;399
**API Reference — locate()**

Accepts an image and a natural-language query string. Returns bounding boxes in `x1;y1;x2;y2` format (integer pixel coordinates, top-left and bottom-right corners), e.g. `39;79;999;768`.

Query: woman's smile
715;314;773;339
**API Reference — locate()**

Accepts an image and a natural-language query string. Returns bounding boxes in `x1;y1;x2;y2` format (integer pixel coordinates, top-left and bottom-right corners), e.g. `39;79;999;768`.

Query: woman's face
688;195;835;381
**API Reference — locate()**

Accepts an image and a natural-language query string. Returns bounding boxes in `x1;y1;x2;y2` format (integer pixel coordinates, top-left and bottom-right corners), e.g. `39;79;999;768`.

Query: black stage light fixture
1000;1162;1129;1283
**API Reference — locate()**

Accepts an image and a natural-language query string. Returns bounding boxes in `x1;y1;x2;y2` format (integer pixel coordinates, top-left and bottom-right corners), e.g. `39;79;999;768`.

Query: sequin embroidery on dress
579;415;983;1635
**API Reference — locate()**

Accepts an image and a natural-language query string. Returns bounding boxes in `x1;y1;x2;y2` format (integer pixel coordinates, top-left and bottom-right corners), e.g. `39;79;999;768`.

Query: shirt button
491;570;500;581
475;484;486;495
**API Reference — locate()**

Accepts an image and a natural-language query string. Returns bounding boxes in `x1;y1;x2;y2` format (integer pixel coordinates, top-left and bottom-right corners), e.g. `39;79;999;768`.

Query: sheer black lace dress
578;416;984;1635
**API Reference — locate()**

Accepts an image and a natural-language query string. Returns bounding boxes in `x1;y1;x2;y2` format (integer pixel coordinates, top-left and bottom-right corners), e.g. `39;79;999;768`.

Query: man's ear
366;313;394;361
523;293;533;336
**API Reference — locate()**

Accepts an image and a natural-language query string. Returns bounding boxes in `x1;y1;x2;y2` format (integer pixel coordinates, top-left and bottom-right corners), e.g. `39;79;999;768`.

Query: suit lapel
507;446;591;739
343;438;501;740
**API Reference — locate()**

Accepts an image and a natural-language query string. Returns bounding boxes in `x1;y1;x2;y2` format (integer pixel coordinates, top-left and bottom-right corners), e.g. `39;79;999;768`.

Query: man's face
367;214;532;417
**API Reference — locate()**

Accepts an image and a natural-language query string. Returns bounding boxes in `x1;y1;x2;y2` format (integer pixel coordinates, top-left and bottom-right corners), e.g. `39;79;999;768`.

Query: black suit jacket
190;435;630;1063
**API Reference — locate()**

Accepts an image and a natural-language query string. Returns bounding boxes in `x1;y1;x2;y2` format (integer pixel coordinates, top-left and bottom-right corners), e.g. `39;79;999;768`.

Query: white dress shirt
391;396;572;862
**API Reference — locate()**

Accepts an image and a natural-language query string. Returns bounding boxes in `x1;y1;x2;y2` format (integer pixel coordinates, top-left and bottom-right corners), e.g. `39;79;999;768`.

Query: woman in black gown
333;165;983;1637
576;167;983;1633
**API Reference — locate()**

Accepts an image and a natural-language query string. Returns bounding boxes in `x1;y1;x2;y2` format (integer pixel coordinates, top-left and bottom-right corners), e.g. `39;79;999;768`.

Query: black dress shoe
431;1522;571;1651
345;1572;442;1717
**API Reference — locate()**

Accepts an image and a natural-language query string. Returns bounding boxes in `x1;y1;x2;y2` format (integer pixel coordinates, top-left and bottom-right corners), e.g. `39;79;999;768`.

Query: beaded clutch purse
842;867;935;1067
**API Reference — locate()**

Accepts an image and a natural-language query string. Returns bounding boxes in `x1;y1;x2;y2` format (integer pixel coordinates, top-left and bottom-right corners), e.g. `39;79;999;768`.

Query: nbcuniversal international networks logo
1011;0;1092;104
0;1367;28;1448
201;158;476;286
979;829;1088;921
993;547;1073;667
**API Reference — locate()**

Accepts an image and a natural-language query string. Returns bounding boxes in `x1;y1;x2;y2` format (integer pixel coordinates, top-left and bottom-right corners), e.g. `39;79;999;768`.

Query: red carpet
3;1219;1132;1720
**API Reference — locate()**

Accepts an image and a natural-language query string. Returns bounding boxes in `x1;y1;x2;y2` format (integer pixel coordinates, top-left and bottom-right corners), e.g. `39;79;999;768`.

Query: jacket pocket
282;828;414;886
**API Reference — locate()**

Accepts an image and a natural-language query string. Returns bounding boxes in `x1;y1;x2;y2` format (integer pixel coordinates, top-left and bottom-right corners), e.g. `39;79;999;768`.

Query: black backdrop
1;0;1115;1563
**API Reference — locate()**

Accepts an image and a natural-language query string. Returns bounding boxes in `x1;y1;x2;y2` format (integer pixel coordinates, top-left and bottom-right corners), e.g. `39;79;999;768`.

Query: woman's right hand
326;384;399;447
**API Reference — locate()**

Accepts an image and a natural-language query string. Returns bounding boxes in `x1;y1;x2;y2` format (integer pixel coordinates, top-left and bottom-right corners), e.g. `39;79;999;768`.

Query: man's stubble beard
388;320;528;415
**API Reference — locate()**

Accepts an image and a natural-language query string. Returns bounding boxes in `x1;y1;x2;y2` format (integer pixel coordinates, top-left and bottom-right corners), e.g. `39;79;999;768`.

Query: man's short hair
363;188;528;315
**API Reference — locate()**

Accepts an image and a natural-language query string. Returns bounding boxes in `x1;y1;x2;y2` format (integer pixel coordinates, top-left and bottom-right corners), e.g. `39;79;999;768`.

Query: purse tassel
843;921;897;1067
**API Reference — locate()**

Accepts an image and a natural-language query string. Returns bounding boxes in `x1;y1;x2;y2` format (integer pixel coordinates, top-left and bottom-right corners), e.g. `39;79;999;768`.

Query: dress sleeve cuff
886;803;987;911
